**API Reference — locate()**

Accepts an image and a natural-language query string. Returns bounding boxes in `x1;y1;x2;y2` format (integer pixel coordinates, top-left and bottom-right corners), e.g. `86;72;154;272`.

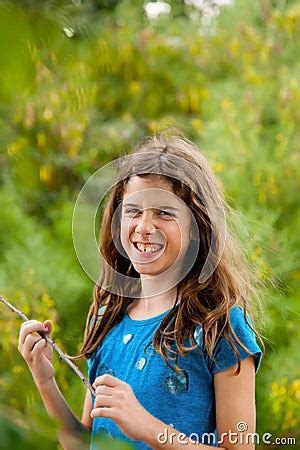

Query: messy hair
72;130;265;375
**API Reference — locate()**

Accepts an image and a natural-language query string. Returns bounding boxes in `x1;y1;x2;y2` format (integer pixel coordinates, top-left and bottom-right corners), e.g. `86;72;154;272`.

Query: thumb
43;320;53;336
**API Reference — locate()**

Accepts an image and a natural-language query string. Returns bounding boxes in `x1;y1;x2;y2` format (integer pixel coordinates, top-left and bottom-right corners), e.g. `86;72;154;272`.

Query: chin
133;261;174;277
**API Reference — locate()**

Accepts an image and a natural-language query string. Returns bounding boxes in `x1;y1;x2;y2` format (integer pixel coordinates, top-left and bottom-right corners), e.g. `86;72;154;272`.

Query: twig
0;295;96;397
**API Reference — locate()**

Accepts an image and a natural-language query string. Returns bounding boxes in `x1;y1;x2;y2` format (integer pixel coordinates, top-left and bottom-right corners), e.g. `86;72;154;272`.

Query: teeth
136;243;161;253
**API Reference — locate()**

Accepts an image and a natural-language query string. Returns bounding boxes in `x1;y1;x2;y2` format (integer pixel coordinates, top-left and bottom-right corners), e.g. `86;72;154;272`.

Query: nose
134;210;156;235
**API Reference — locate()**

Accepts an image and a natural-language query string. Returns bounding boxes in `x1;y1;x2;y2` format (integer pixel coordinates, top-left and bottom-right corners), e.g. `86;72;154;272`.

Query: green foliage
0;406;61;450
0;0;299;448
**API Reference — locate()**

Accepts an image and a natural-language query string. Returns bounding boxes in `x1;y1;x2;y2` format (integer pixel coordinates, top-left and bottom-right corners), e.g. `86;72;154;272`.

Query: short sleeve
208;306;263;375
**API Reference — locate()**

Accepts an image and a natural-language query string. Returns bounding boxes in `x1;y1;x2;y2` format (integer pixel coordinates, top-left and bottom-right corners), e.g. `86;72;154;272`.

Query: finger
19;321;47;346
93;374;120;389
95;385;113;396
91;407;116;420
23;333;41;351
94;395;114;409
18;320;38;349
22;334;43;356
31;338;47;357
42;320;53;336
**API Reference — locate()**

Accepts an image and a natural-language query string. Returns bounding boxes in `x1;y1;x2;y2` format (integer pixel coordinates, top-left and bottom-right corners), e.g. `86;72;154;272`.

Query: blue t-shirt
86;305;263;449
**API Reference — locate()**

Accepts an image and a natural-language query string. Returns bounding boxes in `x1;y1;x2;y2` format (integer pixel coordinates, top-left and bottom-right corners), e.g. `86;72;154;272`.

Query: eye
158;210;171;217
124;209;172;217
124;208;140;214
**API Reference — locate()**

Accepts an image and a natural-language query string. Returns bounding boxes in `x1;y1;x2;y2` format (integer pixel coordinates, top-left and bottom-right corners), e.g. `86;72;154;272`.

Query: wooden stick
0;295;96;397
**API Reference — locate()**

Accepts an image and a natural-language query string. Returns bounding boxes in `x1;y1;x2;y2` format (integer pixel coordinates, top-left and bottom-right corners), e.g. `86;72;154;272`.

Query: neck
131;270;181;313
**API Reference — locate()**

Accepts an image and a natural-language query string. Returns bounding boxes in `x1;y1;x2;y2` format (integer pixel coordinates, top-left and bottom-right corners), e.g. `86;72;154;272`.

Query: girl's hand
18;319;54;389
91;374;153;442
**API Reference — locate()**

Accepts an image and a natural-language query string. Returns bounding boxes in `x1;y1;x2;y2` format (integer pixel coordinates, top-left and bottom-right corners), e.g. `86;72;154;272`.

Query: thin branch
0;295;96;397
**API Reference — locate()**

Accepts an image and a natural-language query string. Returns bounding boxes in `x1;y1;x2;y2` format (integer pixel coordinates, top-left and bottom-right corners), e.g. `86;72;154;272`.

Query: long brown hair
71;130;265;375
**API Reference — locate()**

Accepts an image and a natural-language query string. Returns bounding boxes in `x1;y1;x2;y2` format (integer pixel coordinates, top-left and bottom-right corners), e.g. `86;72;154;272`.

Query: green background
0;0;299;448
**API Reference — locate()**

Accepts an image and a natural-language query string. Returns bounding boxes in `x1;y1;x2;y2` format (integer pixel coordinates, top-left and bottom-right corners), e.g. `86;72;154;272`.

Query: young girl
18;132;264;450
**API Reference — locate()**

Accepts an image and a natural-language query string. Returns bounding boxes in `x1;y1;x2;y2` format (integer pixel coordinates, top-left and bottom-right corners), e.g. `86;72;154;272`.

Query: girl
18;131;264;450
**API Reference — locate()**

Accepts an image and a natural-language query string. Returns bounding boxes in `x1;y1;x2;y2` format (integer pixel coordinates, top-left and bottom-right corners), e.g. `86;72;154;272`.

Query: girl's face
120;175;193;277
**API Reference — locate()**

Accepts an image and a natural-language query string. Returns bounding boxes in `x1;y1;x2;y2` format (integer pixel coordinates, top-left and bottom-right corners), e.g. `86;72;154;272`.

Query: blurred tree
0;0;299;447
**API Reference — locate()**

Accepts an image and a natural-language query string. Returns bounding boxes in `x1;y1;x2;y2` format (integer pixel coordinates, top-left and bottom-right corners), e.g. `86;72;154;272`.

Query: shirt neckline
124;305;178;327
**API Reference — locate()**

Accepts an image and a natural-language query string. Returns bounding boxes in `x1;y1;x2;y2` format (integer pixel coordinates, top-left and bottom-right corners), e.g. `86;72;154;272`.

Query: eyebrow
122;202;180;212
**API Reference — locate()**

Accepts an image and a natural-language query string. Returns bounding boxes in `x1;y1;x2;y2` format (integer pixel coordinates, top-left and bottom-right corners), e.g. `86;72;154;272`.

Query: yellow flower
250;247;262;262
7;137;28;157
213;162;224;174
271;381;279;393
21;303;30;316
285;13;296;36
258;189;266;205
40;165;53;184
0;378;8;389
43;108;53;121
260;46;270;63
280;386;287;395
122;112;132;123
290;270;300;280
12;365;24;375
243;52;254;65
67;144;79;157
42;293;55;308
220;97;234;112
275;133;288;160
37;132;47;149
50;90;60;106
229;38;240;57
148;120;158;133
128;81;141;96
291;379;300;395
243;67;262;85
7;143;18;157
283;411;294;430
191;118;204;132
188;87;200;113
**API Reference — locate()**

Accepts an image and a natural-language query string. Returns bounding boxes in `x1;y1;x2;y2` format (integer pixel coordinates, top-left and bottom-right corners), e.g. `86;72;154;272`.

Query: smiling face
120;175;193;277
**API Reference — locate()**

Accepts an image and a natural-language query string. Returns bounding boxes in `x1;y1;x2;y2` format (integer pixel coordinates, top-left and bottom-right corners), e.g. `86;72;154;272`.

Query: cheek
120;217;135;245
162;225;184;254
170;222;191;251
167;221;188;241
120;219;129;246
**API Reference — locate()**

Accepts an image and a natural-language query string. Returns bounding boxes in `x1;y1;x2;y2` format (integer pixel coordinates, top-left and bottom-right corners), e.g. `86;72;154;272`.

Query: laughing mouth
132;242;164;254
